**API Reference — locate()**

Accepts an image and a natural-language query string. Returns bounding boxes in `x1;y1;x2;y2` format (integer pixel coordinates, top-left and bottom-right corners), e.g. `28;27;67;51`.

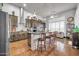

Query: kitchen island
29;32;43;50
28;32;51;51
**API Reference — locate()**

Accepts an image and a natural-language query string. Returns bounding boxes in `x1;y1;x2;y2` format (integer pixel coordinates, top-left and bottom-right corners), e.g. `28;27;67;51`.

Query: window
49;23;55;32
60;21;65;32
55;22;60;32
49;21;65;33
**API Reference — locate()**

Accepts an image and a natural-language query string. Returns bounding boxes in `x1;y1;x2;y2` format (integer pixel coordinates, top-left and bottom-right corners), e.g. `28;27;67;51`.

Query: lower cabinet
72;32;79;48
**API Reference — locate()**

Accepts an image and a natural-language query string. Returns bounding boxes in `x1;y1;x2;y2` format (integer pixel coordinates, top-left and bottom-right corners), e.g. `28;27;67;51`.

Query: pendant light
32;9;38;20
33;9;37;17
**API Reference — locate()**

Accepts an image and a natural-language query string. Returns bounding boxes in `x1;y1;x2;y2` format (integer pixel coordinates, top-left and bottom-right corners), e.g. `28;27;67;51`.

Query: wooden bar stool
45;32;56;49
50;32;56;48
45;36;51;49
45;32;53;49
37;38;46;55
37;33;46;53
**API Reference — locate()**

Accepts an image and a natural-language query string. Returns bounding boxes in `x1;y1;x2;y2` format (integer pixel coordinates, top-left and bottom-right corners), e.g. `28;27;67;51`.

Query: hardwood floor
49;39;79;56
10;38;79;56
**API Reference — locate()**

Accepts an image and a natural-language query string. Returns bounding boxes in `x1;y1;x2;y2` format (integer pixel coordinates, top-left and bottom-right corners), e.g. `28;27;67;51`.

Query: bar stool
45;32;52;49
37;33;46;53
50;32;56;48
45;32;56;49
45;36;51;48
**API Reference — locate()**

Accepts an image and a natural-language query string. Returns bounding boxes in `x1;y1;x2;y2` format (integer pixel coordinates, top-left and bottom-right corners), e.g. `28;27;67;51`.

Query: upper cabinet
26;19;45;27
9;11;18;32
9;15;18;27
25;17;46;32
9;11;18;27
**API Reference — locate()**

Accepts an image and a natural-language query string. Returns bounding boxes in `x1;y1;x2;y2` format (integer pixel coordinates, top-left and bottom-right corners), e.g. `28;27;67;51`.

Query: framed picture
67;17;74;22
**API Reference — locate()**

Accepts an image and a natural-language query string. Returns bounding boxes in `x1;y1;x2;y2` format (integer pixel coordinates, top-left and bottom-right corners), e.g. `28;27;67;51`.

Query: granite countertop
10;39;27;42
27;32;48;34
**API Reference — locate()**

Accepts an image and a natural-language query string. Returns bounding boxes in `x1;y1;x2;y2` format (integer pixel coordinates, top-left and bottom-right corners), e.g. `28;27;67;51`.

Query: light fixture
50;15;58;18
33;9;37;17
50;10;57;18
33;12;36;17
23;3;26;7
50;15;54;18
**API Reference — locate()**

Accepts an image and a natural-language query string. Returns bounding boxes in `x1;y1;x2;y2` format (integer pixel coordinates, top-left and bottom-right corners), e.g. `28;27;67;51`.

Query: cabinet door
72;33;78;46
14;16;18;26
10;15;18;26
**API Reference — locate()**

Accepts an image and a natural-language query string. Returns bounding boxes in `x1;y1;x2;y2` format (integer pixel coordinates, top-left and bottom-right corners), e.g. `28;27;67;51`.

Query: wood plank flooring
10;38;79;56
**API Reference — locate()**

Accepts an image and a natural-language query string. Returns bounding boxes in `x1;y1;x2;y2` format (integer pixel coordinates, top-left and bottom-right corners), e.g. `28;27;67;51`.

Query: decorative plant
73;25;79;32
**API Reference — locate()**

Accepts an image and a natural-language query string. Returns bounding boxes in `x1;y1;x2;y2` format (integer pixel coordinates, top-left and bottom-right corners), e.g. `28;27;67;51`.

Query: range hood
20;7;24;25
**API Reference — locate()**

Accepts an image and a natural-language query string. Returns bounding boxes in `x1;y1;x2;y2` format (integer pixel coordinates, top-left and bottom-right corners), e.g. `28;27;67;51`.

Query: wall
74;4;79;28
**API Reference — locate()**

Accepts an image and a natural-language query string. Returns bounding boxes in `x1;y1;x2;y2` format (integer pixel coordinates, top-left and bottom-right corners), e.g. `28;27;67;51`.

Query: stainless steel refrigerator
0;11;9;56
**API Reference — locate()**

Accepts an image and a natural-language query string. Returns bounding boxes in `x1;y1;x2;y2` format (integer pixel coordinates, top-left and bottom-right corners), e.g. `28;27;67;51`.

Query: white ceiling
10;3;77;18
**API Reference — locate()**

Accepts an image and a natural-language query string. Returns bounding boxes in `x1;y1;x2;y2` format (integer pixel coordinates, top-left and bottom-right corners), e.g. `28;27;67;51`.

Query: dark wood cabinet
9;15;18;32
72;32;79;48
25;19;45;32
27;33;31;47
9;15;18;27
10;31;27;42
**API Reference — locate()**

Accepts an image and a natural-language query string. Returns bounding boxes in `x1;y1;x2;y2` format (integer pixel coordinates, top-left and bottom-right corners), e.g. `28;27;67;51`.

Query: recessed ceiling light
23;3;26;7
50;15;54;18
